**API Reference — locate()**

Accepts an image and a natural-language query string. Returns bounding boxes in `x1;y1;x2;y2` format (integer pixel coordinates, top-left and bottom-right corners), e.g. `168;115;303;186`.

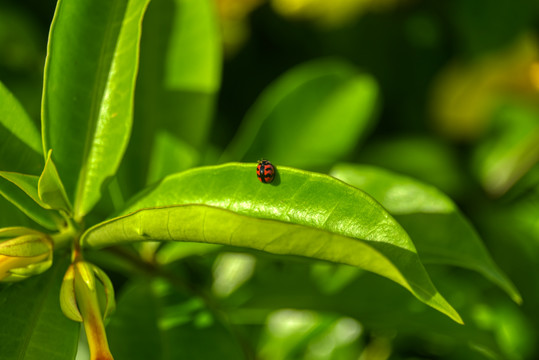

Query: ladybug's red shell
257;160;275;183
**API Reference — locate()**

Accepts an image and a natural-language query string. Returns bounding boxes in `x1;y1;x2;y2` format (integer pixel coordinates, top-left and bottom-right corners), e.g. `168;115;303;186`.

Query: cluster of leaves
1;0;538;359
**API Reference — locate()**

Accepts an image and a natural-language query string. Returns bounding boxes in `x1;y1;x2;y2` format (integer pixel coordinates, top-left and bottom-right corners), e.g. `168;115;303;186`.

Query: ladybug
257;159;275;183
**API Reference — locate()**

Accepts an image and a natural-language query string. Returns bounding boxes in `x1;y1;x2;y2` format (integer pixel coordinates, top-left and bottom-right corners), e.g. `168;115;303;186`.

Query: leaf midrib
73;0;127;219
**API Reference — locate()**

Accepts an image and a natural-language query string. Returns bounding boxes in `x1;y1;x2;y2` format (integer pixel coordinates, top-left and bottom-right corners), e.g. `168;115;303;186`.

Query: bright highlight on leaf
42;0;152;220
82;163;462;323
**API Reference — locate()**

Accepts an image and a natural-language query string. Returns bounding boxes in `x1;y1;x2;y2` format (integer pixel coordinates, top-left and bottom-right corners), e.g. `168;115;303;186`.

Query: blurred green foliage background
2;0;539;359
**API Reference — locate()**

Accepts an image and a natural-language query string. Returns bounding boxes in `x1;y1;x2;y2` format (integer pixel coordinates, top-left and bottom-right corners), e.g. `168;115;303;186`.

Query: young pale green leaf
0;258;80;359
330;163;522;304
38;150;72;214
42;0;151;220
0;172;60;230
83;163;462;323
221;59;379;168
0;81;42;175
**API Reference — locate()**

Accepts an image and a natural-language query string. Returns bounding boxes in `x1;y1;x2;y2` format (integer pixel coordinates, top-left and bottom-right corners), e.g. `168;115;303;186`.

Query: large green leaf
42;0;151;220
330;163;521;304
0;258;80;359
221;59;379;169
0;172;60;230
82;163;462;323
0;81;42;175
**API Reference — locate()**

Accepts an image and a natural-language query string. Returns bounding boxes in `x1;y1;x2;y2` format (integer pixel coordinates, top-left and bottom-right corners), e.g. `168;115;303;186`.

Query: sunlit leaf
42;0;151;220
83;163;462;323
331;163;521;304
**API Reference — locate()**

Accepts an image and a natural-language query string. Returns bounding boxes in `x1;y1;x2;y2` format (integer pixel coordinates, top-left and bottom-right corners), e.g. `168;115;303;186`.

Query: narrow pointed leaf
38;149;72;213
0;81;42;174
0;258;80;359
42;0;151;220
0;172;60;230
83;163;462;323
331;163;522;304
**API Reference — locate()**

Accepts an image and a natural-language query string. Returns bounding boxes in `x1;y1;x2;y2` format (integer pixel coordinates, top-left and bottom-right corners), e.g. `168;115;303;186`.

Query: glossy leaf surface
331;163;521;304
0;81;42;176
42;0;151;220
222;59;379;168
83;163;462;323
0;258;79;359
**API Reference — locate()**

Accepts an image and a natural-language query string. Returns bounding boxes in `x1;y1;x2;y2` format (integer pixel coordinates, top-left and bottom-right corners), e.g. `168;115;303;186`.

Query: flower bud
0;228;53;282
59;260;115;360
